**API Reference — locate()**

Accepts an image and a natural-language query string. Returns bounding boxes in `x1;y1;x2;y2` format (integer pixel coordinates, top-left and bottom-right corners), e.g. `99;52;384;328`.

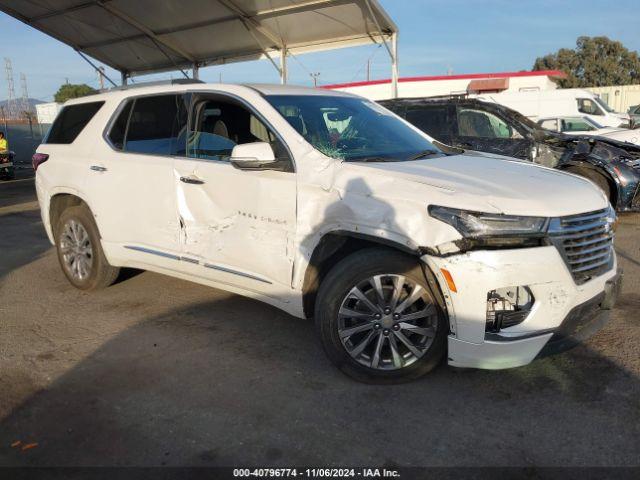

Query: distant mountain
0;98;45;109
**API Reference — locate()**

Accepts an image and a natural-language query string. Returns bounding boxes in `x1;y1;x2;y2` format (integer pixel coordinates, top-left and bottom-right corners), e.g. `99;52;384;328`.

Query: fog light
486;286;534;332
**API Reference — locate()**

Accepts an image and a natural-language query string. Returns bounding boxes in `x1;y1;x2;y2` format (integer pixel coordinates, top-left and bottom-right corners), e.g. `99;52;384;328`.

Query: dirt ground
0;178;639;467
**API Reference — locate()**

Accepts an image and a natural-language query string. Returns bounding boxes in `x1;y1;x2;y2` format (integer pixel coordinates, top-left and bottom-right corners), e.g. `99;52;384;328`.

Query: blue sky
0;0;638;101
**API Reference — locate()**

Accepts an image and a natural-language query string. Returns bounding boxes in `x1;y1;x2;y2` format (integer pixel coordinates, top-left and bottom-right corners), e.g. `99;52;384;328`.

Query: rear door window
124;95;188;156
45;101;104;144
405;106;450;138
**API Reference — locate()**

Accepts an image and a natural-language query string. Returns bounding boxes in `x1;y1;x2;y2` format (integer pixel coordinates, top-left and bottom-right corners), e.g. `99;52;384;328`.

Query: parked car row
536;116;640;146
380;97;640;212
34;81;621;383
476;88;631;129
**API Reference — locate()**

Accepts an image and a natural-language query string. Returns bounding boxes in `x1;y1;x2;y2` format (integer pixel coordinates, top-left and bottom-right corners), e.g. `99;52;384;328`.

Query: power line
349;44;383;83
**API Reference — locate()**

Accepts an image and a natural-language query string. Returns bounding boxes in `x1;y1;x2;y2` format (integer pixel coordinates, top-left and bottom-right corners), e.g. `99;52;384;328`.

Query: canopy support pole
193;63;200;80
364;0;399;97
280;48;288;84
121;72;128;86
391;32;399;98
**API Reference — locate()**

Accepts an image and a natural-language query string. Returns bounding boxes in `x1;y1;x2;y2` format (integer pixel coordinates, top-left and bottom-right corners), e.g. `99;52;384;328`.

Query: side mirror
230;142;278;171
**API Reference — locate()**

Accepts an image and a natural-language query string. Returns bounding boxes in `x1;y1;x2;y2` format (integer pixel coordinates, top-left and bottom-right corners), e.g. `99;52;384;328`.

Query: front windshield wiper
408;149;443;161
349;156;395;163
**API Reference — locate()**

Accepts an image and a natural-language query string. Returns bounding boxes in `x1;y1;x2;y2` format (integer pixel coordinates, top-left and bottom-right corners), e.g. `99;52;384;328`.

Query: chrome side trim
180;256;200;264
203;263;272;284
125;245;180;260
124;245;272;284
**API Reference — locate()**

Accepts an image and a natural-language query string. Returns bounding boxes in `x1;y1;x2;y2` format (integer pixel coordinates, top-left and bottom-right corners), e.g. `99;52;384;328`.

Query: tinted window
45;101;104;144
187;97;282;162
577;98;603;116
405;106;449;137
539;119;558;131
107;101;133;150
561;118;596;132
457;108;523;139
125;95;187;155
266;95;442;162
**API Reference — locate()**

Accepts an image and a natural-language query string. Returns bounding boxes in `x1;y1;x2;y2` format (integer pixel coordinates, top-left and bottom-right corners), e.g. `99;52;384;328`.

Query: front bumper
537;270;621;357
422;246;619;369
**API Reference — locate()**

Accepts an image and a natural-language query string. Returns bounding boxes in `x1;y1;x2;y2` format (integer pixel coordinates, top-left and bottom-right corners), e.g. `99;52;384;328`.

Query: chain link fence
2;122;49;169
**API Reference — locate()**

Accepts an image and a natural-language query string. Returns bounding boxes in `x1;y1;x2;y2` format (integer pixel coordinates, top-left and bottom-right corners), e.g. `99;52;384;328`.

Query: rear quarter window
45;101;105;144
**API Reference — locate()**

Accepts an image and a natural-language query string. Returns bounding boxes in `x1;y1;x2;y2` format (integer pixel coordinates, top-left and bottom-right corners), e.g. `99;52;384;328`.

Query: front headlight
428;205;548;238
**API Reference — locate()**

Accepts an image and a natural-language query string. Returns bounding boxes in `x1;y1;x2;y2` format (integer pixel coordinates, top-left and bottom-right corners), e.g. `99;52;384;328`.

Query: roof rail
380;93;470;104
101;78;204;92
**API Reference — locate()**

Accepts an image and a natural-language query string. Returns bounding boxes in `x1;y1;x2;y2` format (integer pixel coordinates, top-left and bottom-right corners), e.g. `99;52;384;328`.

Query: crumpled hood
346;154;609;217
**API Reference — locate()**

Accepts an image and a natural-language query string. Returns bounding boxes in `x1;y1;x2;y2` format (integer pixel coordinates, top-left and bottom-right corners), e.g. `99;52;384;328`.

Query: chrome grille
548;208;615;285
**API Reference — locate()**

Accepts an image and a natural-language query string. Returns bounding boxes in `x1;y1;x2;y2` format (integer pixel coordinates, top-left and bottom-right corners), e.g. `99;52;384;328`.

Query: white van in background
478;88;630;128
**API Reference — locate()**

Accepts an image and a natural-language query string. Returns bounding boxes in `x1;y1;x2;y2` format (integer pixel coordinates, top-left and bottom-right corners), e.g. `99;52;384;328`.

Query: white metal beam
98;1;196;63
280;48;288;84
217;0;284;49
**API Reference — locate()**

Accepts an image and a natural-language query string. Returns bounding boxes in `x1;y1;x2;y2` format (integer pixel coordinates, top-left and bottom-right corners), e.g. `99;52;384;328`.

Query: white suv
33;82;621;383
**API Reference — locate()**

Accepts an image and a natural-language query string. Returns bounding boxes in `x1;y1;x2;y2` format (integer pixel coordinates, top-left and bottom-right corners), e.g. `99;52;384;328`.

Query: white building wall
327;74;559;101
36;102;63;124
586;84;640;113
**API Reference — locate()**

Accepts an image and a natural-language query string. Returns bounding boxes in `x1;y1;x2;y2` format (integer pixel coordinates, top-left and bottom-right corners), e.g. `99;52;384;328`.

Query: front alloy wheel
338;274;437;370
315;248;447;383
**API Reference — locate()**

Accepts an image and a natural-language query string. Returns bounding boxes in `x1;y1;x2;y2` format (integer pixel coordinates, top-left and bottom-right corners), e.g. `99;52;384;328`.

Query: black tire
314;248;448;384
566;167;613;204
55;204;120;291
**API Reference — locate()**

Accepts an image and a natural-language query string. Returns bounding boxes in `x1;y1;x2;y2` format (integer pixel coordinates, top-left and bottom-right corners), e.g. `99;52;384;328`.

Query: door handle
90;165;107;172
180;176;205;185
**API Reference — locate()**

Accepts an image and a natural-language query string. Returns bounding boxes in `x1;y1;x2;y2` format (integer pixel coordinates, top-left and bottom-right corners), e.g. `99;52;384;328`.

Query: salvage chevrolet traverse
33;82;621;383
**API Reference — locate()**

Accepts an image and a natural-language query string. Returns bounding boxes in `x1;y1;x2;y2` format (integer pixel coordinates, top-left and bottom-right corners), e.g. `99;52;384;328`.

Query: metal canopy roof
0;0;398;89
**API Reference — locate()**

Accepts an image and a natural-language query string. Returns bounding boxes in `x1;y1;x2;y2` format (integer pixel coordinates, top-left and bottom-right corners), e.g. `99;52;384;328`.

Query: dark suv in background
380;97;640;212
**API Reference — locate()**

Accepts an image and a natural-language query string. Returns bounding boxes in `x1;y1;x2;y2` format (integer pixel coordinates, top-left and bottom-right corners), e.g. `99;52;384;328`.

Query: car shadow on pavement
0;286;639;467
0;209;51;279
1;179;639;467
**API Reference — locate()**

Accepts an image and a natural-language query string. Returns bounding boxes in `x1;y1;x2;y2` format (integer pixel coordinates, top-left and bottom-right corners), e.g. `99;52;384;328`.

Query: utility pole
310;72;320;87
4;58;16;119
97;66;105;89
20;73;31;115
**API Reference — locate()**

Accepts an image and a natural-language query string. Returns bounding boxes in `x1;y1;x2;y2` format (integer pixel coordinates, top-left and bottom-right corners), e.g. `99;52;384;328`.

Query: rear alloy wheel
315;248;447;383
60;219;94;283
56;205;120;290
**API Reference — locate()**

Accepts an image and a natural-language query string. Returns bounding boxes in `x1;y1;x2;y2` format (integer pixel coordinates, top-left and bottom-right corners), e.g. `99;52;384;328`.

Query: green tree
533;36;640;88
53;83;98;103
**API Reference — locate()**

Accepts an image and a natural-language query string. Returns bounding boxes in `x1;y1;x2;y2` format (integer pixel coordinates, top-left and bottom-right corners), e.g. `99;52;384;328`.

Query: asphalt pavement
0;178;639;468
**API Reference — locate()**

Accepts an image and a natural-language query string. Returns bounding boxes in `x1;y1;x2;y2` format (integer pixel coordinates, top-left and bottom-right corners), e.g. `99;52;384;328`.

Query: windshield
265;94;443;162
594;97;615;113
